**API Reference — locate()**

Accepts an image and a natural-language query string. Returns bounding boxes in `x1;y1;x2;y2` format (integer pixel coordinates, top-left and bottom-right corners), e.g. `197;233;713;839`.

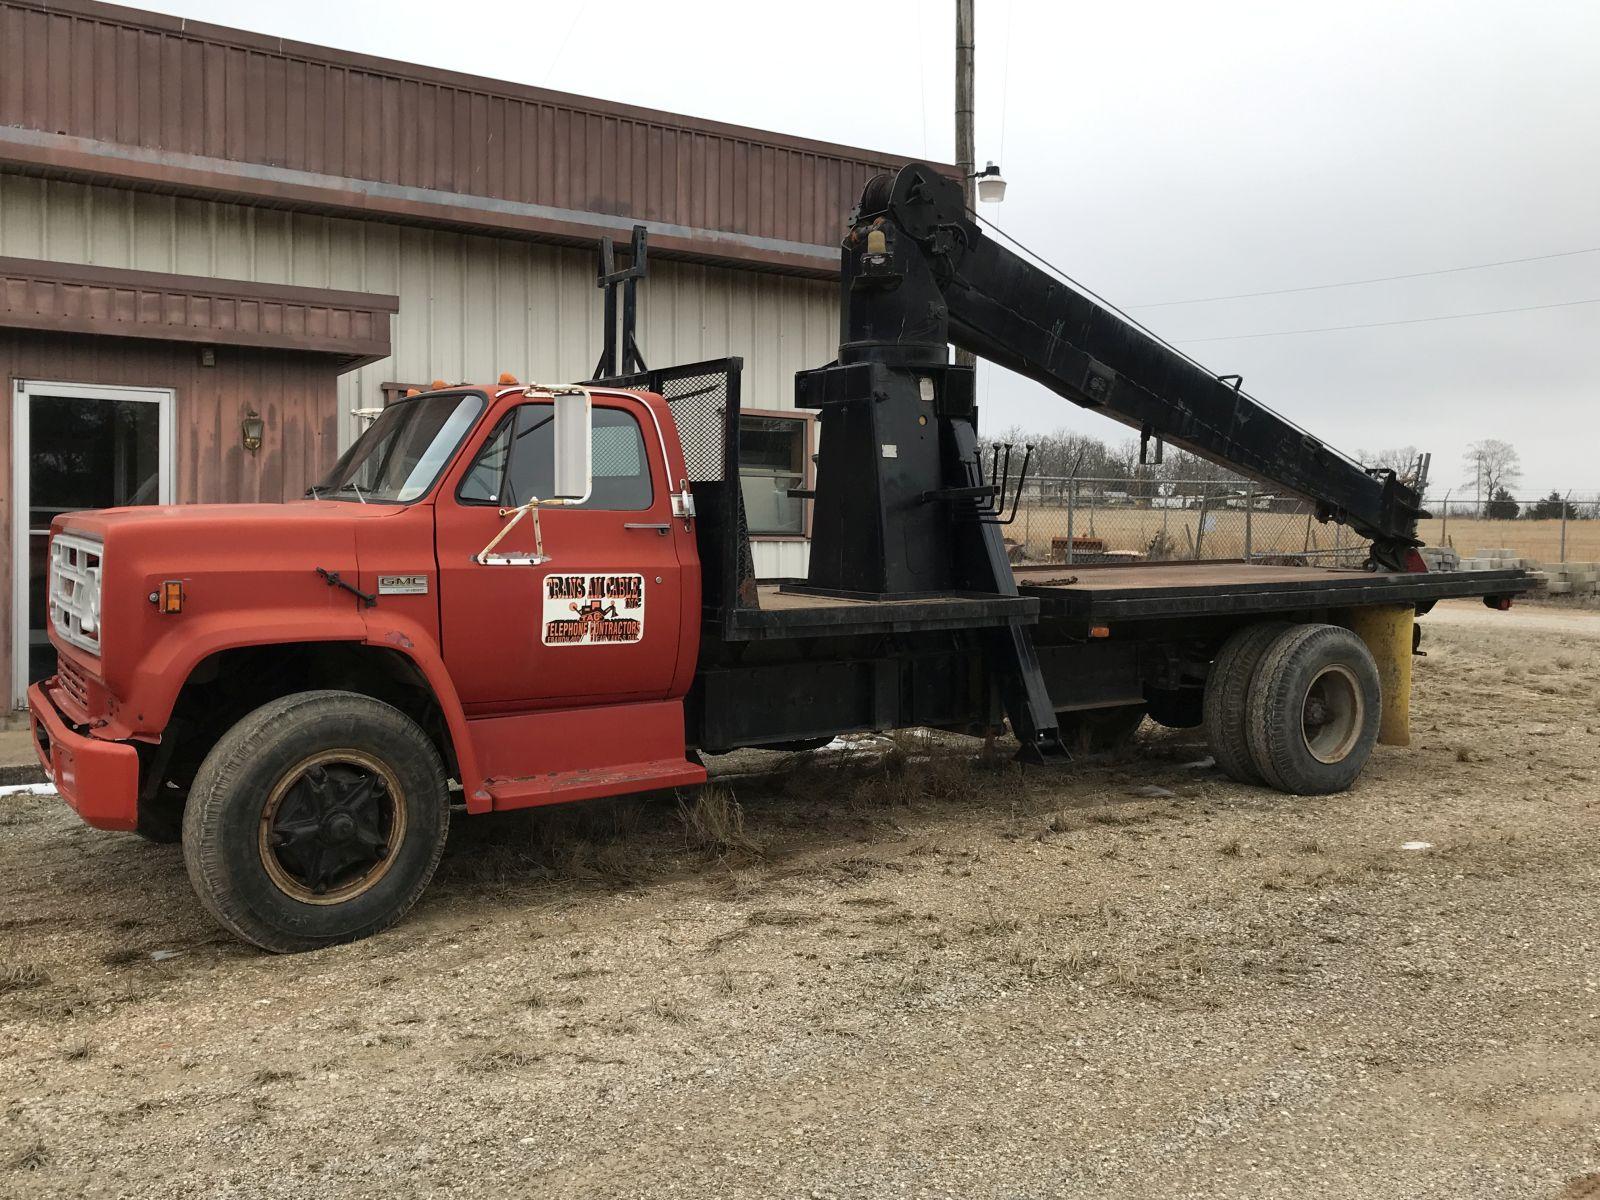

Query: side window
458;417;512;502
458;404;653;511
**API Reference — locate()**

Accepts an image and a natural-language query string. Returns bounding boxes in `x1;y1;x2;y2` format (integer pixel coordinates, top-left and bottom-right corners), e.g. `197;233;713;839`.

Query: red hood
50;501;424;723
62;500;407;538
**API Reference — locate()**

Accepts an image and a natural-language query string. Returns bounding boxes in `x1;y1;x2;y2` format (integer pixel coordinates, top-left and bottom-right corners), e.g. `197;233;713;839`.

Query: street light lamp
972;161;1007;204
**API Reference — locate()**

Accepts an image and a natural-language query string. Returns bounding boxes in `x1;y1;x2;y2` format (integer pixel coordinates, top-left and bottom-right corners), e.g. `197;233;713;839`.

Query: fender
358;610;488;809
112;608;369;740
110;606;489;808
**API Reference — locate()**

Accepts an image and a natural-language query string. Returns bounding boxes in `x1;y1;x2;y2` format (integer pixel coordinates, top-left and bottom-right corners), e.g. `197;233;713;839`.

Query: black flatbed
1012;561;1531;622
715;565;1532;641
721;582;1037;641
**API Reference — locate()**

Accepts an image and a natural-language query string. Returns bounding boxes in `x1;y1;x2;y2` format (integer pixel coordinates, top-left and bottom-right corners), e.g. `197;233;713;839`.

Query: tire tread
181;690;448;953
1203;622;1291;784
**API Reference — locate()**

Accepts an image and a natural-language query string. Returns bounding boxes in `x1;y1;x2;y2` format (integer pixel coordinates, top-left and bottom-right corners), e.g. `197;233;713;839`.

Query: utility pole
954;0;976;371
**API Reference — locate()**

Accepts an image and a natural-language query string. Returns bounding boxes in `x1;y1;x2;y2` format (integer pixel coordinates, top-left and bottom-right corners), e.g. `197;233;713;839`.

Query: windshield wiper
304;485;322;499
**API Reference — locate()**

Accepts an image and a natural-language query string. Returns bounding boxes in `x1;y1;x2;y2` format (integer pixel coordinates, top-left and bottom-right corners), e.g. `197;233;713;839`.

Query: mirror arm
475;499;548;565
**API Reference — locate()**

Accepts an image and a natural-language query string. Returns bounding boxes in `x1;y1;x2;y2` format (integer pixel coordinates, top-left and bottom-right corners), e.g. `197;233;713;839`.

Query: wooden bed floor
1010;561;1377;591
758;583;998;610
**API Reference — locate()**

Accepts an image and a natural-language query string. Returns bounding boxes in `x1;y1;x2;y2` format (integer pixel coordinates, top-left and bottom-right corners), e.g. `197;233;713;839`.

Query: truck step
484;757;707;810
465;698;705;812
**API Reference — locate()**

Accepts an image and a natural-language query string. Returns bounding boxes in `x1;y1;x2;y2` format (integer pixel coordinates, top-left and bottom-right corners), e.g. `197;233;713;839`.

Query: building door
11;381;175;706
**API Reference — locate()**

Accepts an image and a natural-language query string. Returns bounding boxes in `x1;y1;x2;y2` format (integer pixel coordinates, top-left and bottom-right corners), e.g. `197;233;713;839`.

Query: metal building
0;0;931;707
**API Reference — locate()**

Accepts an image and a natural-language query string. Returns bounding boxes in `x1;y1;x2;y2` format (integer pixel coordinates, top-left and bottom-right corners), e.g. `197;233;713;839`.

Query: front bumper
27;680;140;831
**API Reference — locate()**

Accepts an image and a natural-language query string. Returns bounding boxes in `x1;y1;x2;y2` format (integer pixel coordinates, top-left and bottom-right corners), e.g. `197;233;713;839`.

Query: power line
540;9;585;87
1176;296;1600;343
1133;245;1600;308
970;212;1360;467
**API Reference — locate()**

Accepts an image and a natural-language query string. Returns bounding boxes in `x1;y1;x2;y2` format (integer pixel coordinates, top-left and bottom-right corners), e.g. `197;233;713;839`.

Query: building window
738;413;812;537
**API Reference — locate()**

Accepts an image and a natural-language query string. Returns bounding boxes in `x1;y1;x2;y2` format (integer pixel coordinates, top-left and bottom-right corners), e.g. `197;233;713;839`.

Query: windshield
311;392;485;503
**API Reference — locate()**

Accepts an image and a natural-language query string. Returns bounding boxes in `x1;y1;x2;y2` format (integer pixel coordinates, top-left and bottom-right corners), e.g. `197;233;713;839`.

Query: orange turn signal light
1088;625;1111;639
158;580;184;614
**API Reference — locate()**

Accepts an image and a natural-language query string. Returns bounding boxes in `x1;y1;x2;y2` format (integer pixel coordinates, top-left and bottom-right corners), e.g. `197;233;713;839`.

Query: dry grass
462;1046;546;1074
0;961;48;996
745;908;819;928
6;1142;49;1171
649;998;691;1025
1009;507;1600;565
677;786;763;860
248;1068;297;1087
1417;516;1600;563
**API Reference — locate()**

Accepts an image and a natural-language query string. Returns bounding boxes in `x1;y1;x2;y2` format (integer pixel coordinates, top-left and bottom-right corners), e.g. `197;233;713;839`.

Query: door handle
623;523;671;534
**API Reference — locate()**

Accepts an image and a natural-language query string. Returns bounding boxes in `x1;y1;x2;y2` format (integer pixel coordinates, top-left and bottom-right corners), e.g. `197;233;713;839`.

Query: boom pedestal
791;178;1067;759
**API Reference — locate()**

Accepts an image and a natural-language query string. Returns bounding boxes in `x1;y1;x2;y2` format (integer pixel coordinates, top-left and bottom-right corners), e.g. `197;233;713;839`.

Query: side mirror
475;385;593;567
552;391;592;502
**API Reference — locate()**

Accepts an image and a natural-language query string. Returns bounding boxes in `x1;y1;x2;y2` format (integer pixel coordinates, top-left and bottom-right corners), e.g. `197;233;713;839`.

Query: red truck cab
30;381;705;951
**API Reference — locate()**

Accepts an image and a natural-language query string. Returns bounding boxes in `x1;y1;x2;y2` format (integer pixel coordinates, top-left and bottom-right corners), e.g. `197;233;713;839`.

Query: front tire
181;691;449;953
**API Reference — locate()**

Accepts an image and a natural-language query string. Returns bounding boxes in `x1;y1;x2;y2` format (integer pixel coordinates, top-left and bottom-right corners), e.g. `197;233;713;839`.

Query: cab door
433;395;684;712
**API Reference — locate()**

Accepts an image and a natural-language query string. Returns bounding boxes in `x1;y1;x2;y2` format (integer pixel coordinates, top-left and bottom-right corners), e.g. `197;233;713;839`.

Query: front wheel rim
257;749;406;904
1301;664;1364;764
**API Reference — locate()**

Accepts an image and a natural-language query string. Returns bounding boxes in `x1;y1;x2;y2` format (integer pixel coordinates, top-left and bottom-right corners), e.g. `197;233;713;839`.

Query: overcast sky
141;0;1599;496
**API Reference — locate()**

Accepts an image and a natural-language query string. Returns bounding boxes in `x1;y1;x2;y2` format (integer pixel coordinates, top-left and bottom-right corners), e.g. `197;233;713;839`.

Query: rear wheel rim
257;749;406;905
1301;664;1363;764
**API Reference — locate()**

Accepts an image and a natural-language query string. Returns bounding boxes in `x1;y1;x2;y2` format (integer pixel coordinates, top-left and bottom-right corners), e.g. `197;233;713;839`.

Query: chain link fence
1004;479;1600;569
1005;477;1368;566
1419;492;1600;565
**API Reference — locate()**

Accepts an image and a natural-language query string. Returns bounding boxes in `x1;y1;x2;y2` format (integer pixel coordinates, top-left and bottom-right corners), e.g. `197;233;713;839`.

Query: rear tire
1245;624;1381;795
181;690;449;953
1203;622;1290;783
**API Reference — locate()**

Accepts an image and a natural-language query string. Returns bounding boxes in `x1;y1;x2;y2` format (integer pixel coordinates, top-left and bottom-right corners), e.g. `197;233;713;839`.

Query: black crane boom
865;163;1428;563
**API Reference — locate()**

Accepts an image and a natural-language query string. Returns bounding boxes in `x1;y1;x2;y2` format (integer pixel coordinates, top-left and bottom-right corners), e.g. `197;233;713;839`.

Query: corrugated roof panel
0;0;948;276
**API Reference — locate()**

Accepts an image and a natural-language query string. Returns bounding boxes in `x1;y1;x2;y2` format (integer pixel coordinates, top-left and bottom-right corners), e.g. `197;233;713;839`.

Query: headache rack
588;357;756;634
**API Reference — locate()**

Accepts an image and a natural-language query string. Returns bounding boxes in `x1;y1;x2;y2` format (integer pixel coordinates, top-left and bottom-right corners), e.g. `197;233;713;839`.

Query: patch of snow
0;782;56;798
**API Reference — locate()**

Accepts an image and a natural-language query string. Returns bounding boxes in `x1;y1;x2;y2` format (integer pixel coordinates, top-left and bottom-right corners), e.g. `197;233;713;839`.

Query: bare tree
1358;445;1424;484
1460;439;1522;515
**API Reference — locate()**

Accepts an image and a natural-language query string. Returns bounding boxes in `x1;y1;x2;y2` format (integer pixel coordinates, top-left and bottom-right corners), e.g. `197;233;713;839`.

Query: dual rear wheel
1203;622;1382;795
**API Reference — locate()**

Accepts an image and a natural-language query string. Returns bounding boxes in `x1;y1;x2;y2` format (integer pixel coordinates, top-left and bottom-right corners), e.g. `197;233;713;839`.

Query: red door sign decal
543;573;646;646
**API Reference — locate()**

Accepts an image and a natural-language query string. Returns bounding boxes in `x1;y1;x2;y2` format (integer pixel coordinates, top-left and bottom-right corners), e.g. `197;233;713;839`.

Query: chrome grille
49;533;103;655
56;654;89;710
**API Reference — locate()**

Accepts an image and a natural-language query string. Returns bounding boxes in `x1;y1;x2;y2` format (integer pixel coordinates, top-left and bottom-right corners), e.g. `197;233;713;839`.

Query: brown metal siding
0;0;938;275
0;256;398;366
0;329;344;694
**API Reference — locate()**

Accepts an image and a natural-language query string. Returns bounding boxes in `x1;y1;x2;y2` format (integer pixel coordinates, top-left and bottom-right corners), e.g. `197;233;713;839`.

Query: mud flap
1338;604;1414;747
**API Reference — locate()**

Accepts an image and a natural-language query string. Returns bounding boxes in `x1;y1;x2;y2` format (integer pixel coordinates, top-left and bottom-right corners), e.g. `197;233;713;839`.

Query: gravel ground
2;598;1598;1199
